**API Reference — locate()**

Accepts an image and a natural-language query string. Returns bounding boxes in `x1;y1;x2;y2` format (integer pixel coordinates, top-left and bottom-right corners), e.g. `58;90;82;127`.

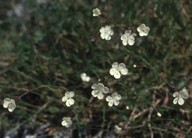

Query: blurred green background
0;0;192;137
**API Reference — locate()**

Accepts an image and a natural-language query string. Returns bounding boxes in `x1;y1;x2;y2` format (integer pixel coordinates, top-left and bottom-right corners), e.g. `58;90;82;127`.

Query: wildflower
109;62;128;79
62;91;75;107
126;105;129;110
3;98;16;112
91;83;109;99
114;125;122;134
157;112;162;117
92;8;101;17
106;93;121;107
137;24;150;36
61;117;72;127
100;25;114;40
120;30;136;46
173;87;189;105
80;73;91;82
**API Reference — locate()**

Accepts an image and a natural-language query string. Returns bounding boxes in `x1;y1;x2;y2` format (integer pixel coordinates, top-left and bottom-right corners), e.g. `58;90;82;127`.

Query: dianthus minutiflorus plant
1;7;190;132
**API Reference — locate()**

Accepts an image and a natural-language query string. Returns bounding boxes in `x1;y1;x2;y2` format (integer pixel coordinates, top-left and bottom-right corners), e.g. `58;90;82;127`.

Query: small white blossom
62;91;75;107
106;93;121;107
114;125;122;134
61;117;72;127
91;83;109;99
100;25;114;40
157;112;162;117
137;24;150;36
126;105;129;110
80;73;91;82
109;62;128;79
92;8;101;17
120;30;136;46
173;87;189;105
3;98;16;112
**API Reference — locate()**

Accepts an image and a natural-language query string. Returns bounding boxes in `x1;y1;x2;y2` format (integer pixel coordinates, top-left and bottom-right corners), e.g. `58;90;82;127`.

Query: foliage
0;0;192;137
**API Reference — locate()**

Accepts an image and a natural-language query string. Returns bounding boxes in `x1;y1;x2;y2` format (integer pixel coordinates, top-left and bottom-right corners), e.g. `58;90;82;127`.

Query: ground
0;0;192;137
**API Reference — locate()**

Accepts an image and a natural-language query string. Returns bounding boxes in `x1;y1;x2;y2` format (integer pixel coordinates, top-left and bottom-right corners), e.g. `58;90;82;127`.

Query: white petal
69;99;75;105
108;101;114;107
103;87;109;93
61;120;67;127
110;68;117;75
119;68;128;75
66;99;74;107
91;84;97;89
106;96;112;102
118;63;126;68
112;62;118;68
3;98;11;108
173;92;179;97
62;96;68;102
180;88;189;99
178;97;184;105
173;97;178;104
114;101;120;106
68;91;74;98
128;36;135;45
124;30;131;35
114;71;121;79
8;103;16;112
91;90;98;97
97;93;104;99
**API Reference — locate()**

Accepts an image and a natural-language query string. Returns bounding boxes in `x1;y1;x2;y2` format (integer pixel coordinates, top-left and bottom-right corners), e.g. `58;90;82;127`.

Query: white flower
80;73;91;82
100;25;114;40
114;125;122;134
91;83;109;99
61;117;72;127
157;112;162;117
93;8;101;17
106;93;121;107
173;87;189;105
137;24;150;36
120;30;136;46
3;98;16;112
62;91;75;107
109;62;128;79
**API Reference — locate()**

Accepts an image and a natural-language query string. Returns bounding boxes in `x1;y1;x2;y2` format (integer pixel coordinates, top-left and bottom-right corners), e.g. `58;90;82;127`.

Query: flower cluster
92;8;101;17
99;25;114;40
94;8;150;46
121;30;136;46
62;91;75;107
80;73;91;82
91;83;109;99
106;93;122;107
61;117;72;127
3;98;16;112
173;87;189;105
109;62;128;79
137;24;150;36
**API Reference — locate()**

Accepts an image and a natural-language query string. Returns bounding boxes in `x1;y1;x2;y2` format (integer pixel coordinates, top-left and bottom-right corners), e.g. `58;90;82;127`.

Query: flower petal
97;93;104;99
112;62;118;68
178;97;184;105
62;96;68;102
173;92;179;97
114;71;121;79
180;88;189;99
173;97;178;104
